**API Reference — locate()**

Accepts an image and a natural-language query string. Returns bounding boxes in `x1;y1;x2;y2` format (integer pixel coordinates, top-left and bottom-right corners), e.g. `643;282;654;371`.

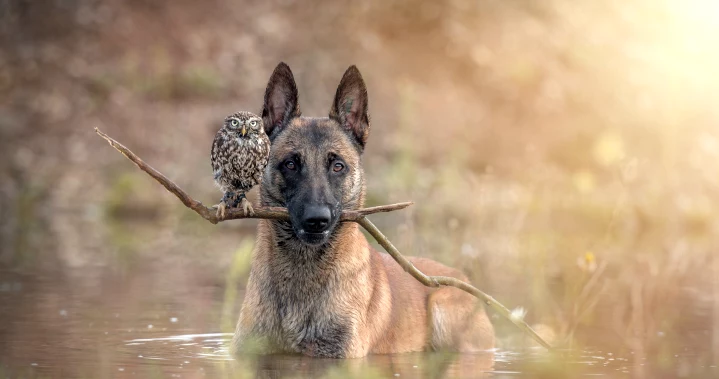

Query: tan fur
233;218;495;357
232;63;494;358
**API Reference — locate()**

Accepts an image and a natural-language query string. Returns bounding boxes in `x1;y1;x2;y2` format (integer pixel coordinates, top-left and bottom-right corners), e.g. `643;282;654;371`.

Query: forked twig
95;127;553;350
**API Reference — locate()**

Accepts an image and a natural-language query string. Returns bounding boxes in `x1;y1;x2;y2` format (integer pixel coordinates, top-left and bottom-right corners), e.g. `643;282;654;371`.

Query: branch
95;127;553;350
95;127;411;224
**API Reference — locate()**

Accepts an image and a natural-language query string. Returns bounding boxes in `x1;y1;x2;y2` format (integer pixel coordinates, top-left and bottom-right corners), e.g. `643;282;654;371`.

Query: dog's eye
332;162;345;173
285;160;296;170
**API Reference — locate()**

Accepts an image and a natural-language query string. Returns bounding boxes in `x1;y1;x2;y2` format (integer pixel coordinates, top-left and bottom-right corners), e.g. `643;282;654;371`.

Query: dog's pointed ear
329;65;370;150
261;62;301;140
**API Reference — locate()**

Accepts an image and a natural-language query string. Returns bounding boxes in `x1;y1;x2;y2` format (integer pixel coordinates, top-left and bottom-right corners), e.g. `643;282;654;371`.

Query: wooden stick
95;128;411;224
95;127;553;350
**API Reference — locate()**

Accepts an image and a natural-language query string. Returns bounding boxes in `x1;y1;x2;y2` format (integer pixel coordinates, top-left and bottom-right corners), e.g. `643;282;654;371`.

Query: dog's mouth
285;202;342;247
295;229;332;246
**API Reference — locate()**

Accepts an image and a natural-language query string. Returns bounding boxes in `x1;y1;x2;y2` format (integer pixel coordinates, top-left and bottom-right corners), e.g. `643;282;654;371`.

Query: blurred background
1;0;718;377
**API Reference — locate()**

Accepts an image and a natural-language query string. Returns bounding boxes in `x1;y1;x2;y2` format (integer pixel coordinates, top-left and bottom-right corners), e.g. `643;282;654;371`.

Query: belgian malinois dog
232;62;495;358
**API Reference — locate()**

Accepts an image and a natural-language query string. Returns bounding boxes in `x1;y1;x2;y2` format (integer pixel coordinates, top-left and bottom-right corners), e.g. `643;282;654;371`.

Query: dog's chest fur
256;238;356;357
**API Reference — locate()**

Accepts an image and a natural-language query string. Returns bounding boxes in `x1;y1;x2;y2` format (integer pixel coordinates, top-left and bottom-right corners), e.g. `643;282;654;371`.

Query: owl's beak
241;126;247;137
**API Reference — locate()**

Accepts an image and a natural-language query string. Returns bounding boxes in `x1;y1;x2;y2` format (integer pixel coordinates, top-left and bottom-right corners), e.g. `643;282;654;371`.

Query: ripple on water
121;333;640;378
123;332;234;363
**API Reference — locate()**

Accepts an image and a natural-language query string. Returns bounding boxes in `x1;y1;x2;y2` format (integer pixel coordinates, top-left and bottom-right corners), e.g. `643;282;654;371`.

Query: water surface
1;268;715;378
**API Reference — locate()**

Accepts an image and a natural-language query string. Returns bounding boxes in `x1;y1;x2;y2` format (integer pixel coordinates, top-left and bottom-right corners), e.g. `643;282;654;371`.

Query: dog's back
370;252;495;354
232;63;494;358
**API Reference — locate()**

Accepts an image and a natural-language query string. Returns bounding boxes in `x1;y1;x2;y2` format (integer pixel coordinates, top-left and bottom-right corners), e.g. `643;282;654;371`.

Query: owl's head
223;111;264;138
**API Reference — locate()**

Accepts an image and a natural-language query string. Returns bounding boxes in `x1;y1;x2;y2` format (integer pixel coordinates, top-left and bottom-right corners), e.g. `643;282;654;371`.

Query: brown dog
232;63;495;358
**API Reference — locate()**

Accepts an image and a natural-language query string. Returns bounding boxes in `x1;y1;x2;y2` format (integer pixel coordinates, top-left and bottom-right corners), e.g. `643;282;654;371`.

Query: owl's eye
249;120;258;127
229;119;240;128
284;160;297;170
332;162;345;173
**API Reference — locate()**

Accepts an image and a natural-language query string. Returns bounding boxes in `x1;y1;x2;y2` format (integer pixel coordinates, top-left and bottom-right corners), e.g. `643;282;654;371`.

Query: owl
211;111;270;218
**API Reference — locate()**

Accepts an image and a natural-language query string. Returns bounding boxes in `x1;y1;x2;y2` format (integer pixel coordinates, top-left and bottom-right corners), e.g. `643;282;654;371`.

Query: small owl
211;111;270;218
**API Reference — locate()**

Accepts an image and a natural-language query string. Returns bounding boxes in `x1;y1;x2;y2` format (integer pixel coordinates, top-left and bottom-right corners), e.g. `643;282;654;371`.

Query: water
0;267;716;378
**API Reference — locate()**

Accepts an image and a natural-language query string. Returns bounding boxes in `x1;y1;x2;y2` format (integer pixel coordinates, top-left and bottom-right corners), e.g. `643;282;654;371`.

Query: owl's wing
259;134;271;166
210;131;227;183
255;134;272;183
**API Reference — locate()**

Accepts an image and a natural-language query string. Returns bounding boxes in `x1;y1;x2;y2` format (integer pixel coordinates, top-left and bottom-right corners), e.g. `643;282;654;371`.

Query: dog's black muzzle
289;202;340;246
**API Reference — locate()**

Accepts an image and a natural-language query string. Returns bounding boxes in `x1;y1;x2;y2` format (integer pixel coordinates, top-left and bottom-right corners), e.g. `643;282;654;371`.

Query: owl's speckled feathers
211;111;270;217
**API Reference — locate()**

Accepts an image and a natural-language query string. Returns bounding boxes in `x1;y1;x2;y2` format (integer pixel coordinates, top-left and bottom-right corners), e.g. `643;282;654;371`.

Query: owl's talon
216;201;228;220
241;197;255;216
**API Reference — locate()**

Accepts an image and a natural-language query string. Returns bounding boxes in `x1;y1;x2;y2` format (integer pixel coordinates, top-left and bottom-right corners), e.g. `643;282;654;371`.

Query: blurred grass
221;240;254;334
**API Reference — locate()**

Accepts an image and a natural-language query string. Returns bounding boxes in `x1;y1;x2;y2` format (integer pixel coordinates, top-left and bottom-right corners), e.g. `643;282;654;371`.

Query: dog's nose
302;205;332;233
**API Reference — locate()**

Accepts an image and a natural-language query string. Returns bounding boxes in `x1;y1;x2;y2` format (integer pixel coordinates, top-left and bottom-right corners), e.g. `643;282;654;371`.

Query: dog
231;62;495;358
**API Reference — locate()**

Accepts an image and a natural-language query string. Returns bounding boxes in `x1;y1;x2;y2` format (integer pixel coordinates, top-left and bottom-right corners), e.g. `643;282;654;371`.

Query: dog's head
259;63;370;246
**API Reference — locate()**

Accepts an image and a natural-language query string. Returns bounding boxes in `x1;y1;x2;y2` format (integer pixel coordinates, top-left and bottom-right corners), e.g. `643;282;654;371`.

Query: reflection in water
119;333;639;378
122;333;497;378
